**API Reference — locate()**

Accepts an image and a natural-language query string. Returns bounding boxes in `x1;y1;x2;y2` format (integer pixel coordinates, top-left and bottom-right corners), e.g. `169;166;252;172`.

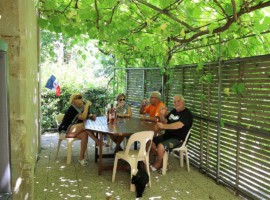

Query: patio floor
34;132;245;200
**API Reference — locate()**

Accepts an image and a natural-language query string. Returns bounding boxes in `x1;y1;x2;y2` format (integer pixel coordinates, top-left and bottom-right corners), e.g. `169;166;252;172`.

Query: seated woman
110;93;132;151
115;93;132;118
58;93;94;167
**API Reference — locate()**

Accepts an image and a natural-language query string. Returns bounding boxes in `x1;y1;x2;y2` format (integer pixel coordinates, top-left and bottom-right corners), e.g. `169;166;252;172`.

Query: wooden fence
119;54;270;200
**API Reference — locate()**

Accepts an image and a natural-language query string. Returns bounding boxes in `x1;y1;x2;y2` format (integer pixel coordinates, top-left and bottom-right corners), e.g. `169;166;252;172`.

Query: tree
38;0;270;68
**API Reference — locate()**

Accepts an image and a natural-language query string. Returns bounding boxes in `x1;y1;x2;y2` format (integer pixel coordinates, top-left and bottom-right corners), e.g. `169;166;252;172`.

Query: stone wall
0;0;40;199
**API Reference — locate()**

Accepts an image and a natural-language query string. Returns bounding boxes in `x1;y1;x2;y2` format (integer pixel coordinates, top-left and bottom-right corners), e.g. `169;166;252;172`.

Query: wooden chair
112;131;154;191
161;128;192;175
55;113;88;164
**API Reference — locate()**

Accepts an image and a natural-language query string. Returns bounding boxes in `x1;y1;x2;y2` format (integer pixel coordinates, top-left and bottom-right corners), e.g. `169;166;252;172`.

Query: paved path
34;132;243;200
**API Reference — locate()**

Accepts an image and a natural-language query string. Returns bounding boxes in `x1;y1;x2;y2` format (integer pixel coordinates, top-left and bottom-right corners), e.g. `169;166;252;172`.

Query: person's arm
159;106;168;123
117;104;132;118
88;114;96;120
157;121;184;130
78;100;91;120
120;105;132;117
141;115;159;122
139;99;147;114
141;102;165;122
127;106;132;117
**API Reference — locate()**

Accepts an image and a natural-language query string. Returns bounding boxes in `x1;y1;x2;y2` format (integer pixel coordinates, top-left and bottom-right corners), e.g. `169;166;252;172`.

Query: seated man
150;94;193;171
139;91;165;122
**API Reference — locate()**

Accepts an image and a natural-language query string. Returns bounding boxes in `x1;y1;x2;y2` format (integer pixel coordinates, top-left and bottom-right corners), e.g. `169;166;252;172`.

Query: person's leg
75;131;88;161
151;143;165;169
152;138;181;170
150;135;164;164
150;142;157;163
66;123;88;161
150;142;157;155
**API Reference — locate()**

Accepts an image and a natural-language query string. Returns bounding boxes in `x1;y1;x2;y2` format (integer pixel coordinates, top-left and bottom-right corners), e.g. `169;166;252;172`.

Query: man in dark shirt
150;94;193;171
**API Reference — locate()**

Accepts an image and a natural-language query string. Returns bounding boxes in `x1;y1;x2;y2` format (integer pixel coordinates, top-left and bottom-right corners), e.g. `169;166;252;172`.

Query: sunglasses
75;95;82;100
119;98;125;101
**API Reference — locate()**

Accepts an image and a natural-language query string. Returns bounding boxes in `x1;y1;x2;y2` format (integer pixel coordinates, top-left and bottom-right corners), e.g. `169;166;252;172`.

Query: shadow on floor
34;132;244;200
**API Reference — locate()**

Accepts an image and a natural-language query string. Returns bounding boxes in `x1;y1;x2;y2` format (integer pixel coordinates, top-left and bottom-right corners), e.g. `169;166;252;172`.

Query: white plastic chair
112;131;154;191
162;128;192;175
55;113;88;164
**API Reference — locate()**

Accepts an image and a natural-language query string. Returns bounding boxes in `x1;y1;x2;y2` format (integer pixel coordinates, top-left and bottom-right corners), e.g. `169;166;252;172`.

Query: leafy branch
132;0;196;31
170;1;270;45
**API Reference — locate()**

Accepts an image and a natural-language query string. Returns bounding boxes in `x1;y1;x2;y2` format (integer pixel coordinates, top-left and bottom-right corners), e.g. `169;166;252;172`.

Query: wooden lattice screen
125;68;164;118
124;55;270;200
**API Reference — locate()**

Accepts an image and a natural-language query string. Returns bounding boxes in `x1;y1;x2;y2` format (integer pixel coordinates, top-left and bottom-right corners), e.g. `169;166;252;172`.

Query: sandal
150;165;157;172
78;159;88;167
158;164;172;174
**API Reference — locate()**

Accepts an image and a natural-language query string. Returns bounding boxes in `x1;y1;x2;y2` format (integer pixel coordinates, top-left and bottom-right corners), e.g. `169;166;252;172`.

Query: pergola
38;1;270;199
38;0;270;67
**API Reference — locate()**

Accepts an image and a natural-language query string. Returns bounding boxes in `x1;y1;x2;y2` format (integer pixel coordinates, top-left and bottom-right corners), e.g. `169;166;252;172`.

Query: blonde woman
109;93;132;151
58;93;92;167
115;93;132;118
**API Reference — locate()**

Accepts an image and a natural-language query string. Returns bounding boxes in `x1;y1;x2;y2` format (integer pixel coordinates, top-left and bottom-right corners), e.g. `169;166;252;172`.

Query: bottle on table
107;103;117;125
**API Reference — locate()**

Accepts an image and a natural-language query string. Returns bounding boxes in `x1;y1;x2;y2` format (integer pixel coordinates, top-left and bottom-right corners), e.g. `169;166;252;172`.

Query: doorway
0;40;12;199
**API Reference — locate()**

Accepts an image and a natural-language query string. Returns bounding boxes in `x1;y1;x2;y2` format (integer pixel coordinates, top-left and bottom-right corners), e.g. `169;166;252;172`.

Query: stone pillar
0;0;40;199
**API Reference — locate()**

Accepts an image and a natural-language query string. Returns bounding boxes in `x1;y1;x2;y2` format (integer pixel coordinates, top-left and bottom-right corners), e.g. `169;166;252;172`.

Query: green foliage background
42;87;113;131
38;1;270;130
38;0;270;68
40;31;118;130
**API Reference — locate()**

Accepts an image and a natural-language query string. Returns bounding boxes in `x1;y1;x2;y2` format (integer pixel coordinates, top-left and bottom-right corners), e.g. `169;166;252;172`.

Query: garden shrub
41;87;113;131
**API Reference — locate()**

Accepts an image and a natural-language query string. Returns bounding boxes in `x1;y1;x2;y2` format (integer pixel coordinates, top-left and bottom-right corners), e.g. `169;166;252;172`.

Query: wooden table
84;116;159;175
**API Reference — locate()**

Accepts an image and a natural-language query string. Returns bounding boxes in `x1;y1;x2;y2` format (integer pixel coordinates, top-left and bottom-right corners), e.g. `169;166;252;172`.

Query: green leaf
254;16;270;32
196;62;204;71
44;1;55;10
67;9;77;19
231;83;245;94
227;39;239;54
204;73;213;84
220;118;225;127
38;18;48;28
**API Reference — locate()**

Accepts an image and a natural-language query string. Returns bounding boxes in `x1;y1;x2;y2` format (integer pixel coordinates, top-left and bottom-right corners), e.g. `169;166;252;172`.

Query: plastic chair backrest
124;131;154;159
182;126;192;147
55;113;65;127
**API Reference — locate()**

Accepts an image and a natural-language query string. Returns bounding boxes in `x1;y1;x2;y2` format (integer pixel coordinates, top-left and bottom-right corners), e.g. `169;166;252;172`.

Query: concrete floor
34;133;245;200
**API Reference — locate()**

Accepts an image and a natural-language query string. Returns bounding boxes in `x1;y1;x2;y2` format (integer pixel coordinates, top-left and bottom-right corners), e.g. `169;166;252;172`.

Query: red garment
143;101;165;117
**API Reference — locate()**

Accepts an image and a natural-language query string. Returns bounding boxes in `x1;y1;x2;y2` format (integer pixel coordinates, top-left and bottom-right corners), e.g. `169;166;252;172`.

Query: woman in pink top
139;91;165;122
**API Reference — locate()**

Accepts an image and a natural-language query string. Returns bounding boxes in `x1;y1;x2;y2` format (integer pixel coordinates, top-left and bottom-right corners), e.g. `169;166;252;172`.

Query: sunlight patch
149;196;162;200
14;177;23;193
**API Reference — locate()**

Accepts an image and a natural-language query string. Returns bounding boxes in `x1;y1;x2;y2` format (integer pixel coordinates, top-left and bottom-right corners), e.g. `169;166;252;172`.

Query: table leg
98;133;103;175
109;135;125;153
85;130;103;175
95;132;98;162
